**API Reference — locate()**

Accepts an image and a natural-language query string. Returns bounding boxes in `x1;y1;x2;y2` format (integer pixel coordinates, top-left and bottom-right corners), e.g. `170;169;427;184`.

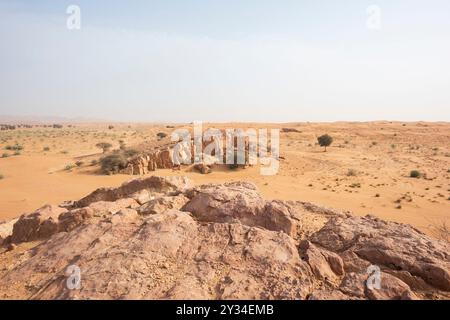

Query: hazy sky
0;0;449;122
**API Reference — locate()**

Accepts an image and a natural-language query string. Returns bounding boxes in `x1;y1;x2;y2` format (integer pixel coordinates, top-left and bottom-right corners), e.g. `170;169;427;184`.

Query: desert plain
0;121;449;240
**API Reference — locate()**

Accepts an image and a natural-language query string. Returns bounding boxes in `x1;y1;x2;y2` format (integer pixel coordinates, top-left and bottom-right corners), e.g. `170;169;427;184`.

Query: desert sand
0;121;449;240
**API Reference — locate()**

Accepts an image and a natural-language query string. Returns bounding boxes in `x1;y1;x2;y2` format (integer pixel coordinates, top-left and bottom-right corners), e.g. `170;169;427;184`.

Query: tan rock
11;205;67;243
137;195;189;215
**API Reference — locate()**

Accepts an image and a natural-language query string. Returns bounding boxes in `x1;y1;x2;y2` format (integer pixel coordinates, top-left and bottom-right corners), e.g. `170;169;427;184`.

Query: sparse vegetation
157;132;168;139
96;142;113;153
317;134;333;152
4;144;23;151
430;220;450;242
410;170;422;178
100;154;128;174
347;169;357;177
349;183;361;188
1;153;9;158
65;164;76;171
0;174;4;179
43;146;50;151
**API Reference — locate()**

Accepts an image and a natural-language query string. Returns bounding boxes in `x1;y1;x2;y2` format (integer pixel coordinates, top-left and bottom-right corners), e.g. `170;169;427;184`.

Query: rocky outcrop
0;218;17;245
11;205;67;244
123;149;174;175
0;177;449;300
74;175;191;208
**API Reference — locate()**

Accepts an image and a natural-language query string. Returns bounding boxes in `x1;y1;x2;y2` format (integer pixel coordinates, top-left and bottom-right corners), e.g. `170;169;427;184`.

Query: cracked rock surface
0;176;449;300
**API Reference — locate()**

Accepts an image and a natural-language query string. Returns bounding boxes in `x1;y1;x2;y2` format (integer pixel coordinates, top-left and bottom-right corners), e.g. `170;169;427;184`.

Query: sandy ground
0;122;449;239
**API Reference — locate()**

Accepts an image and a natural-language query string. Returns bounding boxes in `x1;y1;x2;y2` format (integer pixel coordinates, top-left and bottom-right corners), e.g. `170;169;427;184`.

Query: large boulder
75;176;192;208
311;216;450;293
0;179;449;300
11;205;67;243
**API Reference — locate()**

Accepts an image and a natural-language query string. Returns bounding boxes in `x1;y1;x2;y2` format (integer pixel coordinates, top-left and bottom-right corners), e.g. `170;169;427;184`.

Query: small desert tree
317;134;333;152
96;142;112;153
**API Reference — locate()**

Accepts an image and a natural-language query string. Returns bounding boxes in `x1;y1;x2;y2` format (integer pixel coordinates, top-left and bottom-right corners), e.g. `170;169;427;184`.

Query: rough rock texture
0;177;449;300
11;205;67;244
74;175;191;208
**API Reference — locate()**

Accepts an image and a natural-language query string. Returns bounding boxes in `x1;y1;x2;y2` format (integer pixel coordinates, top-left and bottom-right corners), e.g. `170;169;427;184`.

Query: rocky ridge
0;176;449;300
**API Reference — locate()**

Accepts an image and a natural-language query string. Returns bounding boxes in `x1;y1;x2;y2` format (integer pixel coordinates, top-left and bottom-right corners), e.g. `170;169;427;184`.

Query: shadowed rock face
0;177;449;300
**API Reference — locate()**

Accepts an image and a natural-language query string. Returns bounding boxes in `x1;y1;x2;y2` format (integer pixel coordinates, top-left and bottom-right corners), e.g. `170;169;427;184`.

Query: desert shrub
90;159;98;166
347;169;357;176
96;142;112;153
43;146;50;151
1;153;9;158
75;161;84;167
371;141;377;146
13;151;21;156
65;164;76;171
123;148;139;158
391;144;396;149
61;150;69;154
100;154;128;174
410;170;421;178
53;124;63;129
317;134;333;152
0;174;3;179
4;144;22;151
156;132;168;139
108;125;114;130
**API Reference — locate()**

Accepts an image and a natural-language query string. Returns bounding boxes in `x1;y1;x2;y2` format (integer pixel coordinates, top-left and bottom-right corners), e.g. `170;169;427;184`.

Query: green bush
410;170;421;178
317;134;333;152
100;154;128;174
96;142;113;153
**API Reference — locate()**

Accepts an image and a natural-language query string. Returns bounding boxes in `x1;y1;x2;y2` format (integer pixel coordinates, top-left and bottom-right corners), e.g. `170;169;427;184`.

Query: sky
0;0;449;122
